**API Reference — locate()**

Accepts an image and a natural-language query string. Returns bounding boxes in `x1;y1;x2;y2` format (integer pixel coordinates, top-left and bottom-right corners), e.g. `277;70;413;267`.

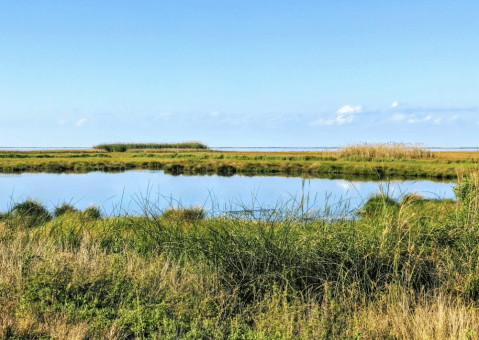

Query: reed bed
1;175;479;338
337;142;434;159
93;141;208;152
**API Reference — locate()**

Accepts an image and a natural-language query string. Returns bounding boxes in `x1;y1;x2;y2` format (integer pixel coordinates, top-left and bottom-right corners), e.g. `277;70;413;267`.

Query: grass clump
83;205;101;219
93;141;208;152
360;193;400;216
54;203;79;217
162;206;205;221
9;199;52;228
338;142;434;159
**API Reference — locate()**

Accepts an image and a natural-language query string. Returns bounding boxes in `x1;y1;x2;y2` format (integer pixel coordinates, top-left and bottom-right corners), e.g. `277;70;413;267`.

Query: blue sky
1;0;478;147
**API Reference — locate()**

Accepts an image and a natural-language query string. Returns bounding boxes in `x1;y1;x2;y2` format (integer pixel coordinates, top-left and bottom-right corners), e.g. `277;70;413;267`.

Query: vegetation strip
1;150;477;178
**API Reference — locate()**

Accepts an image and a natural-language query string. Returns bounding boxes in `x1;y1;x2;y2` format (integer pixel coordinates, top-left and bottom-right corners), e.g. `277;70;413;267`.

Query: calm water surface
0;171;456;216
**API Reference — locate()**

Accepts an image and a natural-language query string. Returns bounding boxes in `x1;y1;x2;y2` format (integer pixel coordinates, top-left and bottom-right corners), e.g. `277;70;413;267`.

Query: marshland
1;143;479;339
1;143;478;179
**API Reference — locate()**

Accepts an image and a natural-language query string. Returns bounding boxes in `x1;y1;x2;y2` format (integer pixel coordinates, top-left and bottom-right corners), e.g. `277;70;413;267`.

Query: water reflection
0;170;456;216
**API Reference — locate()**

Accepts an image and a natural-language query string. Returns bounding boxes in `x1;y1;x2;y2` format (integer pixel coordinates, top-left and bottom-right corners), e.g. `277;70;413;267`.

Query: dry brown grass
337;142;434;159
247;286;479;340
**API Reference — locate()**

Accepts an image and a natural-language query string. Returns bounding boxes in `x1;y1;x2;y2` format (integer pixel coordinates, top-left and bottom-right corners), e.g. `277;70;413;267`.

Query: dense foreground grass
1;148;478;178
1;174;479;339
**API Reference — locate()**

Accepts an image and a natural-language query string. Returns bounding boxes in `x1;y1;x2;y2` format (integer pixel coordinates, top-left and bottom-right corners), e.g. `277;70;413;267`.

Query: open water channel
0;170;457;217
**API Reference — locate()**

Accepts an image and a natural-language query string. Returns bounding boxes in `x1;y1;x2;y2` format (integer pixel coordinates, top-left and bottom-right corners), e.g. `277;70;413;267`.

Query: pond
0;170;456;217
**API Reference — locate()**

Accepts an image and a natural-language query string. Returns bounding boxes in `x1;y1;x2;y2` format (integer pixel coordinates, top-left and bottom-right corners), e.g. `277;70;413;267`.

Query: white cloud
450;115;458;121
211;111;220;116
75;119;86;127
424;115;432;121
337;105;362;114
434;118;442;124
391;114;405;122
59;119;65;125
408;117;420;124
392;102;399;107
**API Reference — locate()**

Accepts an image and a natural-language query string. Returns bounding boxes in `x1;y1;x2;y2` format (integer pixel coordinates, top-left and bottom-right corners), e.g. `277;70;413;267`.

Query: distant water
0;170;456;217
1;147;478;152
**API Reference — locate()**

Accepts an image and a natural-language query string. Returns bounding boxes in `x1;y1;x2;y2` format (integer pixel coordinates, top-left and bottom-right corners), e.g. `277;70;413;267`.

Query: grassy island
1;173;479;338
0;143;478;179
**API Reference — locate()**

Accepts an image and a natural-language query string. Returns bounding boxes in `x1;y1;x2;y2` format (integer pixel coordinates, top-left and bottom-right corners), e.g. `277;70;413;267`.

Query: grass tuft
54;203;79;217
83;205;101;219
162;206;206;221
9;199;52;227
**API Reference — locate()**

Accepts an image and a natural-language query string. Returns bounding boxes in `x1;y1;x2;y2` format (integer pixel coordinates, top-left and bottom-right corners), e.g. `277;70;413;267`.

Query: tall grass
2;177;479;338
337;142;434;159
93;141;208;152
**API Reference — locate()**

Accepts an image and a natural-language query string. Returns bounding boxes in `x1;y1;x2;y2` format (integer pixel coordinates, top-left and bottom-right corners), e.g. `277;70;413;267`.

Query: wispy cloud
154;112;171;121
310;118;335;126
337;105;362;114
75;119;86;127
59;119;65;125
336;115;354;124
392;102;399;107
391;114;405;122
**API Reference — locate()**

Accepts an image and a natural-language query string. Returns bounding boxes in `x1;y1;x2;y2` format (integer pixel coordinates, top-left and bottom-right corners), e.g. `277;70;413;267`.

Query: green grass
2;175;479;338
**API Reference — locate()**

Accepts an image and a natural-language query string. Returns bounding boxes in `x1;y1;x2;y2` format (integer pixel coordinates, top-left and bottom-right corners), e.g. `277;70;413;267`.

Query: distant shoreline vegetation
92;141;209;152
0;142;477;179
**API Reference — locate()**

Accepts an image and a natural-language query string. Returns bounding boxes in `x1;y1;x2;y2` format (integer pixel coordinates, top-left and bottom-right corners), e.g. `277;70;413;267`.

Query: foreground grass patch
1;175;479;338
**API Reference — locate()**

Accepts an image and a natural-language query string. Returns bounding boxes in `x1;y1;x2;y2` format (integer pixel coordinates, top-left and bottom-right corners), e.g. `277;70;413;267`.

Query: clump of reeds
162;206;205;221
337;142;434;159
93;141;208;152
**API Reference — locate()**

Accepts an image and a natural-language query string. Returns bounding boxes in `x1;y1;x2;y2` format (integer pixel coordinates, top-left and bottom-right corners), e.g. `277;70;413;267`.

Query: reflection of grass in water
1;177;477;338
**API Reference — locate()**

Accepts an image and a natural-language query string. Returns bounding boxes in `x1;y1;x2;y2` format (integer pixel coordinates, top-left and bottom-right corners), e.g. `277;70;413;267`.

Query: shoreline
1;150;477;179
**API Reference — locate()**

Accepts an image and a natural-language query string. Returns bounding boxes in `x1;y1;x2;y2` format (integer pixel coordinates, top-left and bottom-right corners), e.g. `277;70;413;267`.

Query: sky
1;0;478;147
